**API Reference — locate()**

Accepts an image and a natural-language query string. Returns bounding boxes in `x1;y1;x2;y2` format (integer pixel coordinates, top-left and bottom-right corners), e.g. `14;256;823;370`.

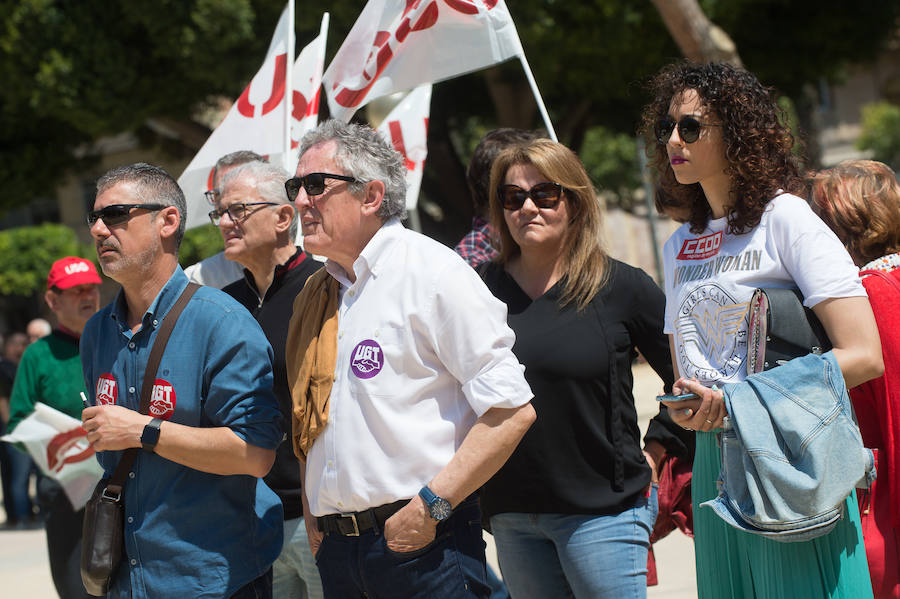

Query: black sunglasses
655;115;721;145
86;203;168;227
285;173;358;201
208;202;278;225
498;182;564;210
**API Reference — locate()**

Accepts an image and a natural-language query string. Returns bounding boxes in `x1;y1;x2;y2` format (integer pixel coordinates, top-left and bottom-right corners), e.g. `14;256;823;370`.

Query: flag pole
283;0;295;172
317;12;330;127
518;54;556;142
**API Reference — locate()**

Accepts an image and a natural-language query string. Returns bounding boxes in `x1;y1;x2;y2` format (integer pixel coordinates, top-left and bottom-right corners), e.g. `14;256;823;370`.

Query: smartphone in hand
655;392;700;402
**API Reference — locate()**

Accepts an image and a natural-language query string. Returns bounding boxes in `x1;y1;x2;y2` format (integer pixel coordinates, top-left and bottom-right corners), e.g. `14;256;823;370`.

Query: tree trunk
484;67;538;129
651;0;743;66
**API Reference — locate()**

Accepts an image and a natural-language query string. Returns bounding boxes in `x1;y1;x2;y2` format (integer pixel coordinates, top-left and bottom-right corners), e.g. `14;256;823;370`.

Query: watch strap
418;485;451;521
141;418;163;452
418;485;439;505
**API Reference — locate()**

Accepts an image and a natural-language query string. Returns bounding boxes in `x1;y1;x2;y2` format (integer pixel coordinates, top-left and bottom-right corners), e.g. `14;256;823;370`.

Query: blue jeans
490;485;658;599
273;517;324;599
2;443;36;522
315;497;490;598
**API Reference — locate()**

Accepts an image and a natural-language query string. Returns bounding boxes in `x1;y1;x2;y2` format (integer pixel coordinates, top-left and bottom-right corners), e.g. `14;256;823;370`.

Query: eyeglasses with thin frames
86;204;168;227
284;173;358;202
208;202;278;225
655;115;721;145
498;182;565;211
204;189;220;204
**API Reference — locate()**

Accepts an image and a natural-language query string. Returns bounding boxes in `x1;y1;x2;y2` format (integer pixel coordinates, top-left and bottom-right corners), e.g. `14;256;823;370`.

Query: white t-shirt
662;193;865;386
183;251;244;289
305;219;533;516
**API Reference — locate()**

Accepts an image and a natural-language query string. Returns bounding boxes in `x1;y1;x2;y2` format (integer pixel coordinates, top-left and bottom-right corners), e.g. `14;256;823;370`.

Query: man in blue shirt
80;163;284;599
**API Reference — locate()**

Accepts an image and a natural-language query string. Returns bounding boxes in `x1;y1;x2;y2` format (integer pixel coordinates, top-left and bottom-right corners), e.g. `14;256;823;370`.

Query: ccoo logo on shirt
677;231;723;260
351;339;384;379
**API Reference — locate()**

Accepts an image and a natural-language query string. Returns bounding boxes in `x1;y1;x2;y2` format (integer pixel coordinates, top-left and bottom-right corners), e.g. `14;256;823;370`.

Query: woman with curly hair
478;139;693;598
811;159;900;599
641;61;884;598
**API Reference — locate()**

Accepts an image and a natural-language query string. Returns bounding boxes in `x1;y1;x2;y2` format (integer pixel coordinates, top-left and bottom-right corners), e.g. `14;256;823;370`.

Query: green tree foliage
178;223;225;268
2;0;899;235
857;101;900;170
580;127;641;211
703;0;900;100
0;223;93;297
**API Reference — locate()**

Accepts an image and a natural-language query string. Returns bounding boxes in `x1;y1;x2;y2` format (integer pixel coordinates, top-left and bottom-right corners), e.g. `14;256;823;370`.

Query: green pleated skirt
693;431;874;599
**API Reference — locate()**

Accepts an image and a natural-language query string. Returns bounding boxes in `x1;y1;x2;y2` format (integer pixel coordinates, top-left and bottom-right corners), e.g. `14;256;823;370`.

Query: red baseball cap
47;257;102;290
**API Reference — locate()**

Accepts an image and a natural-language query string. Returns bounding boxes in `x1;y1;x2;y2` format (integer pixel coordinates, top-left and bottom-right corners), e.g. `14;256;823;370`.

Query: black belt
317;499;409;537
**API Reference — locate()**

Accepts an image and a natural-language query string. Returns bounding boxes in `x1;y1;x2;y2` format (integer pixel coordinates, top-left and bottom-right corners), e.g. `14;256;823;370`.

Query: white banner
178;9;328;229
1;403;104;510
323;0;522;122
376;85;431;210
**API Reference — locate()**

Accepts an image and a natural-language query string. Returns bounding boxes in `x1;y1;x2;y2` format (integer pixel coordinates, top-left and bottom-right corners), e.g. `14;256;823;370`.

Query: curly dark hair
639;61;805;234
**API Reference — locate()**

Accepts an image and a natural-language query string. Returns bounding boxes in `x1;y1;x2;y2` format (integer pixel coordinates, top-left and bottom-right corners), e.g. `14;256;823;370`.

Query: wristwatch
418;485;452;522
140;418;163;452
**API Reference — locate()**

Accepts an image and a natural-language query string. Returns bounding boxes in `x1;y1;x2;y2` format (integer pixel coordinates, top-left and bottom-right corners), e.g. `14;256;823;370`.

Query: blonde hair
488;139;608;310
809;159;900;265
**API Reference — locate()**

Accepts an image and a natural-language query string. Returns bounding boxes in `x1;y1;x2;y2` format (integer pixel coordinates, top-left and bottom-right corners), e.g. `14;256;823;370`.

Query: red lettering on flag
388;121;416;171
237;54;287;117
333;0;501;109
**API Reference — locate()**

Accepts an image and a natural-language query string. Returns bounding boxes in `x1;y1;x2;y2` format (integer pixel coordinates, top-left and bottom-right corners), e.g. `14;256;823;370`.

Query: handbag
747;287;832;374
81;283;199;596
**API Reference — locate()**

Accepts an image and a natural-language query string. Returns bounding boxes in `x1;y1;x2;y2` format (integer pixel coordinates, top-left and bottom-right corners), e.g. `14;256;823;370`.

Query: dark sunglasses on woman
284;172;358;201
86;203;168;227
655;115;720;145
498;182;564;210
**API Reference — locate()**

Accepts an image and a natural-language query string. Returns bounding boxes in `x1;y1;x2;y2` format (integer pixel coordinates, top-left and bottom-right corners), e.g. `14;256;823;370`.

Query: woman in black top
479;139;691;599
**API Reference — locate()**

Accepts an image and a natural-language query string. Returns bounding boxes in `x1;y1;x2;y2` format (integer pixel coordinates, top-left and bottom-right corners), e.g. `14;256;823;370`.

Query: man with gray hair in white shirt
285;119;535;599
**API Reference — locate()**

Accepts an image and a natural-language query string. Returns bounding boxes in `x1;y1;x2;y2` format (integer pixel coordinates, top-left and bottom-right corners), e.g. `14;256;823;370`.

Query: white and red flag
375;84;431;211
323;0;523;123
178;8;328;229
1;403;104;510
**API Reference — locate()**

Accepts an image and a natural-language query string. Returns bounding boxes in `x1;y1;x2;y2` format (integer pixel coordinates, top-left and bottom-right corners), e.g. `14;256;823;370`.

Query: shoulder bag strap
860;268;900;295
106;283;201;495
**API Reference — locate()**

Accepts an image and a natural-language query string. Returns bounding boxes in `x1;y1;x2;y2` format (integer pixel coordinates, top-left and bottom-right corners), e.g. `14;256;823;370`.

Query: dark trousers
231;568;273;599
1;441;36;522
315;497;490;599
38;477;92;599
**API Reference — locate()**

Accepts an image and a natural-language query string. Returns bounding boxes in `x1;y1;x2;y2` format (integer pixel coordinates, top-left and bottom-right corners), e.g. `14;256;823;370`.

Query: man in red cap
8;255;101;599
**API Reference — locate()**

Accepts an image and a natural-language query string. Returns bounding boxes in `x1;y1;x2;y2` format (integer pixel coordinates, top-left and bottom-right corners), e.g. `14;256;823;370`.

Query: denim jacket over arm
703;351;875;542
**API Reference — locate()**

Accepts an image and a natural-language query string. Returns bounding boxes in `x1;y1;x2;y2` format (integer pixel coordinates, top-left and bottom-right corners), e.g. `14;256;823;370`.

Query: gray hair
96;163;187;250
221;161;297;241
298;120;407;221
213;150;267;185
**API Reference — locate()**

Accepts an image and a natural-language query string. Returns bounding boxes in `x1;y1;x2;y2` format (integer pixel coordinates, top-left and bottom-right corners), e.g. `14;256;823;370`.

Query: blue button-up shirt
81;267;284;598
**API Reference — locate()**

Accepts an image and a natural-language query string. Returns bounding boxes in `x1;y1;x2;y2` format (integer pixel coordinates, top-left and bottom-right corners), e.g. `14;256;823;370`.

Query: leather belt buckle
337;513;360;536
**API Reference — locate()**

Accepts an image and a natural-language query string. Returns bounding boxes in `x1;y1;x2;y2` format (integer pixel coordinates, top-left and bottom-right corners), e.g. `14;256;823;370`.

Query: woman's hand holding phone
659;378;727;432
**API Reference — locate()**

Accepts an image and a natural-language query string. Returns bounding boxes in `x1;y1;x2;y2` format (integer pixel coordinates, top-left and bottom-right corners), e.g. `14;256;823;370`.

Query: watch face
430;497;452;521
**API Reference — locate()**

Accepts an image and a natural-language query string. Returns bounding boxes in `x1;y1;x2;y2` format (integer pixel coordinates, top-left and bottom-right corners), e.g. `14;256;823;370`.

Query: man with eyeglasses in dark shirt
213;160;324;599
184;150;266;288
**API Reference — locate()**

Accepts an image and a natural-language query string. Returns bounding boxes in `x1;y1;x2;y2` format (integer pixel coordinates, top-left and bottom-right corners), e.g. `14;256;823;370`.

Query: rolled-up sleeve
203;309;283;449
427;261;533;416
